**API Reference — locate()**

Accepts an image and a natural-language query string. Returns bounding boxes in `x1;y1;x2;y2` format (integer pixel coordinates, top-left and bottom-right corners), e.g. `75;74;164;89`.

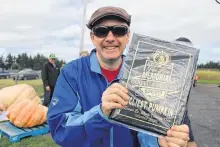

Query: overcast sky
0;0;219;63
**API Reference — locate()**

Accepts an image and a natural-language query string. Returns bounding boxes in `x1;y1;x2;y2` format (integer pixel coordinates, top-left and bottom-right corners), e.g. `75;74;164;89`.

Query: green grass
196;69;220;80
197;80;220;84
195;69;220;84
0;79;59;147
0;135;59;147
0;79;44;97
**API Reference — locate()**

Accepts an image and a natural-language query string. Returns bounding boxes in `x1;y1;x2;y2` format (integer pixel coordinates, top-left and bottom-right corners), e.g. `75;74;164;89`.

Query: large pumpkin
0;84;41;111
7;99;48;128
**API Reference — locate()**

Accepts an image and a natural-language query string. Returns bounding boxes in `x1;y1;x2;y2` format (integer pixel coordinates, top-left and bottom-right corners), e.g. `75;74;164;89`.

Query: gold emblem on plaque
153;51;170;65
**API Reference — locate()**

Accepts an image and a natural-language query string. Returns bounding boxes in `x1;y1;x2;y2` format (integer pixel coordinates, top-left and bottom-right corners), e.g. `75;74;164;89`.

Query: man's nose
105;31;116;42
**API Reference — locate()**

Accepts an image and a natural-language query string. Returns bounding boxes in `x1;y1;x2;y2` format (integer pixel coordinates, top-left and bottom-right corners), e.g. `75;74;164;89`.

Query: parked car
0;70;11;79
13;69;40;80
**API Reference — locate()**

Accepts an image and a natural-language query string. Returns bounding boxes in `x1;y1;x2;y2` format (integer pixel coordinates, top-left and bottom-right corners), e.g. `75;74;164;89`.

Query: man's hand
46;86;50;91
101;83;129;116
158;124;189;147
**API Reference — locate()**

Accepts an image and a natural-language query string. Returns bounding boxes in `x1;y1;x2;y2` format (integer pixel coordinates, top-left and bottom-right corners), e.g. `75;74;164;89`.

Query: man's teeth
105;47;117;50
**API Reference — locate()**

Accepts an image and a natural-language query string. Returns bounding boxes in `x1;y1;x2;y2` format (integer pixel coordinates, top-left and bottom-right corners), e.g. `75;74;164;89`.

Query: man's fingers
110;83;128;93
165;136;187;147
101;83;129;117
167;142;180;147
102;102;124;111
103;87;129;101
167;130;189;141
171;125;189;134
158;138;169;147
103;94;128;106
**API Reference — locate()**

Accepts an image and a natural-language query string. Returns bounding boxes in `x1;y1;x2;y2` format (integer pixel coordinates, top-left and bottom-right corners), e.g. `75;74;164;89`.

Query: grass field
196;69;220;84
0;135;59;147
0;79;59;147
0;79;44;97
198;80;220;84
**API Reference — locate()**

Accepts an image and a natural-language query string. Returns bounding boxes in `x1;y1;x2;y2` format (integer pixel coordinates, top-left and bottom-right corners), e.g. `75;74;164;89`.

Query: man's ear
126;32;130;44
90;32;95;45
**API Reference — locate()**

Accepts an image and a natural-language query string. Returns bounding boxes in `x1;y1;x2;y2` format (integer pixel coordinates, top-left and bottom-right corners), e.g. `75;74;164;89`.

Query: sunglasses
92;25;129;38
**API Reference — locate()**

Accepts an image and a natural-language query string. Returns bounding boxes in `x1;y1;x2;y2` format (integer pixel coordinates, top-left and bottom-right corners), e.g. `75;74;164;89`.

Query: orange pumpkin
0;84;41;111
7;99;48;128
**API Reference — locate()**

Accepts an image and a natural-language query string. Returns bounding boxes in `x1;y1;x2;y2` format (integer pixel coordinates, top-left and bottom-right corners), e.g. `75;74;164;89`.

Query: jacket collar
90;49;102;74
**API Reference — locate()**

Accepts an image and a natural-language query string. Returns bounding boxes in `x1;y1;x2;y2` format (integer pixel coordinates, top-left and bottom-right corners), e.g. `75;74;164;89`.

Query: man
47;6;196;147
174;37;198;88
193;75;198;87
60;63;66;72
175;37;193;46
41;54;60;107
174;37;198;146
80;50;89;57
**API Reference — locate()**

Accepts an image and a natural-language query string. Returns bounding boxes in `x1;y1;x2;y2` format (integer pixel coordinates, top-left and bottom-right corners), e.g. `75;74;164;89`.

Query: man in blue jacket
47;6;196;147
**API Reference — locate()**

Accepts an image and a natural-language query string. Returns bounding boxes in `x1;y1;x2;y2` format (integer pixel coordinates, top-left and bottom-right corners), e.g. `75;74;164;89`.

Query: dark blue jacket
47;49;165;147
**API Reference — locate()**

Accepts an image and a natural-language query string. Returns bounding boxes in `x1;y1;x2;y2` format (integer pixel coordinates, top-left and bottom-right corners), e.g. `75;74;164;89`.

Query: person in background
175;37;193;46
193;75;198;87
60;63;66;72
174;37;198;88
41;54;60;107
174;37;197;146
80;50;89;57
47;7;197;147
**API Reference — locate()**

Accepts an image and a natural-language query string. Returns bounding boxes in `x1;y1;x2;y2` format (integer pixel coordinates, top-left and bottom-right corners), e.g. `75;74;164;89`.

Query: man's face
90;19;130;62
49;58;55;64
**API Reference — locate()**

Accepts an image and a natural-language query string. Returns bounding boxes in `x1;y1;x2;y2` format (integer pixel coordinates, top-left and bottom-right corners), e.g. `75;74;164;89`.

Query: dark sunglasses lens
93;27;109;38
112;26;128;37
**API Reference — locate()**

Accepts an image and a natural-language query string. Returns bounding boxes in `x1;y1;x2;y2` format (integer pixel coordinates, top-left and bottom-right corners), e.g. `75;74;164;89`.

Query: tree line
197;61;220;69
0;53;66;71
0;53;219;70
